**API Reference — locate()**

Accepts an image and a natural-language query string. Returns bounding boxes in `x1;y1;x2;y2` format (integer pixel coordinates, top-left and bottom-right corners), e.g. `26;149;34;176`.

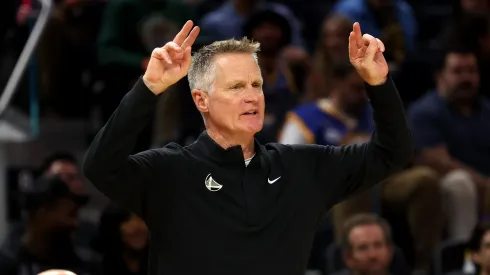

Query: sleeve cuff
364;74;400;107
129;77;162;103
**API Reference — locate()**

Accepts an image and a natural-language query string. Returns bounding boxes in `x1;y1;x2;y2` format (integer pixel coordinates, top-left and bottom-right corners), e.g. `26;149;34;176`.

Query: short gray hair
187;37;260;92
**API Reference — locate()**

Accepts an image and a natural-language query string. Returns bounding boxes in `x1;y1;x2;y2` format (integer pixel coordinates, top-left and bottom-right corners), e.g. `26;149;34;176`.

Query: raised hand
348;22;388;86
143;20;200;95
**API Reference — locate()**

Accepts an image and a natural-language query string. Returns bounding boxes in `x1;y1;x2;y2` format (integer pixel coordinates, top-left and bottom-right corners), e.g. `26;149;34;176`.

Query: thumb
363;34;379;60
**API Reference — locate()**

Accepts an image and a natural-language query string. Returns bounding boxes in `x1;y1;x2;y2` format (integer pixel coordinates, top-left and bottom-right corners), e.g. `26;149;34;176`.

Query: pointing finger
353;22;363;49
182;26;200;50
348;32;357;58
173;20;194;46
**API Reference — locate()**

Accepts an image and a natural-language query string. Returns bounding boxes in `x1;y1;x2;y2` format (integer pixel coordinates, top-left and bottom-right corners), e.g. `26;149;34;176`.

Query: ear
191;89;209;113
472;252;481;264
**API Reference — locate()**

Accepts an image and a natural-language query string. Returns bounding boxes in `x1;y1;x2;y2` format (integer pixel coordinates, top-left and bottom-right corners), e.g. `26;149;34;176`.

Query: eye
252;82;262;88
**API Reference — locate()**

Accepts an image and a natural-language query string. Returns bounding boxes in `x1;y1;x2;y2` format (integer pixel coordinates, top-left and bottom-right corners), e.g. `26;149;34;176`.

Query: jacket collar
191;131;265;166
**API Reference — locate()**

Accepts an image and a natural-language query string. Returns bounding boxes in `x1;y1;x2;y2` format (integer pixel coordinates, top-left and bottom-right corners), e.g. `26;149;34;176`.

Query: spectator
331;0;417;67
0;175;89;275
408;45;488;240
199;0;304;47
97;0;195;151
448;223;490;275
333;213;394;275
306;13;352;101
92;206;148;275
243;9;305;143
199;0;308;65
41;152;84;195
279;61;444;271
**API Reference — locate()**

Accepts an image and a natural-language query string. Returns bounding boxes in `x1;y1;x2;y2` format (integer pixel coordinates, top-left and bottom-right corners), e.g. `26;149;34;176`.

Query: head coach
82;21;412;275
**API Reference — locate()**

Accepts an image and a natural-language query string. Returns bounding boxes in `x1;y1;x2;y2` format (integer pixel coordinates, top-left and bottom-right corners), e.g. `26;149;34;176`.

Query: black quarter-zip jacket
83;75;413;275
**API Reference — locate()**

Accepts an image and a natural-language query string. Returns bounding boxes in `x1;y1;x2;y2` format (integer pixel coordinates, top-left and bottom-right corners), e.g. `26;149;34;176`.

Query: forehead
445;53;477;68
213;53;262;82
49;160;78;173
482;231;490;245
349;224;385;243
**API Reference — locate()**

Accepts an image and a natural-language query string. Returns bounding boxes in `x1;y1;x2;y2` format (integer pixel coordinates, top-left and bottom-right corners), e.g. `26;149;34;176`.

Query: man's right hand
143;20;200;95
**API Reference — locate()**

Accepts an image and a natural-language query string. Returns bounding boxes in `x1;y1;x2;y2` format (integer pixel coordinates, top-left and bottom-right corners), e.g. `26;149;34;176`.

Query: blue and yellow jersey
281;99;374;146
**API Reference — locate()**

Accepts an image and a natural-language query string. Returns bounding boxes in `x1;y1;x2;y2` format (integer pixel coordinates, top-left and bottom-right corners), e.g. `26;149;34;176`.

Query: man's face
120;214;148;251
438;53;479;102
461;0;489;14
47;161;83;193
337;71;368;117
322;17;350;62
251;22;283;54
197;53;265;136
473;231;490;272
345;224;393;275
43;197;80;236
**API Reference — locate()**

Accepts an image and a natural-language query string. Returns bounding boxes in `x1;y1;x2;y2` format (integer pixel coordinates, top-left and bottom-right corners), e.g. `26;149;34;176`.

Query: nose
243;87;260;104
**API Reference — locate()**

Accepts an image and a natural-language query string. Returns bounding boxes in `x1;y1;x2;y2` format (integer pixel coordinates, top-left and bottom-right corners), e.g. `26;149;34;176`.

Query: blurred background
0;0;490;274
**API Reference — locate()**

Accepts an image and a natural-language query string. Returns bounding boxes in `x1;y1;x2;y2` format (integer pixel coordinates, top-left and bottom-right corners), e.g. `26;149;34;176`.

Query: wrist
366;76;388;86
142;75;168;95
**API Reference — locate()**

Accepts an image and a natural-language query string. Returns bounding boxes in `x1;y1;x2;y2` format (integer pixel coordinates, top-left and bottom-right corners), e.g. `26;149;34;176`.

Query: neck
481;269;489;275
206;128;255;160
233;0;254;17
123;250;143;273
23;223;51;259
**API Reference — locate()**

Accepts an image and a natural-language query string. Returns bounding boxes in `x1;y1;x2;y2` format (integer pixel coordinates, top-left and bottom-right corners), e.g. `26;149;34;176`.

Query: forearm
366;75;413;169
83;78;159;180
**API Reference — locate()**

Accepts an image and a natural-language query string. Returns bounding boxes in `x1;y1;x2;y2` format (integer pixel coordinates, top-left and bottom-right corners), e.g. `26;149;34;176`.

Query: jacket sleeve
82;78;163;218
294;75;413;206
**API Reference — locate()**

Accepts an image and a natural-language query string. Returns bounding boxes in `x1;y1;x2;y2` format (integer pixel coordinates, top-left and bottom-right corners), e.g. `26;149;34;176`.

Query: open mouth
242;111;258;116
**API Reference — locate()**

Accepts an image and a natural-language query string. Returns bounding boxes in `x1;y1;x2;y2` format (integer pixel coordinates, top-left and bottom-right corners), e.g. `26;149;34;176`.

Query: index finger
182;26;200;50
353;22;363;49
173;20;194;46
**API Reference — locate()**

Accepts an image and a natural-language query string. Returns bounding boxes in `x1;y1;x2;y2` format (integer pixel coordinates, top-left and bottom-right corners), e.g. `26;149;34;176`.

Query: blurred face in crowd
472;230;490;273
47;161;84;194
345;224;393;275
437;52;479;103
368;0;393;8
322;16;351;63
120;214;148;251
461;0;489;14
195;53;265;136
251;22;284;54
40;197;80;238
334;71;368;117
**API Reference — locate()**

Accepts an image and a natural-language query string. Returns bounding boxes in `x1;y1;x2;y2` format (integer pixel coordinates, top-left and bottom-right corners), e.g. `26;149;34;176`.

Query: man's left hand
348;22;388;86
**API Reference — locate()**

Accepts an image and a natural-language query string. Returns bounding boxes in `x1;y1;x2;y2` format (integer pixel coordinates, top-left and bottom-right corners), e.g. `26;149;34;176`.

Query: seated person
408;45;489;240
0;175;89;275
279;61;444;270
332;213;395;275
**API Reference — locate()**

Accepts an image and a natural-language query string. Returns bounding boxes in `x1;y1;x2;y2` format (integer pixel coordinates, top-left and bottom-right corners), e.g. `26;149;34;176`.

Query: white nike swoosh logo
268;176;281;184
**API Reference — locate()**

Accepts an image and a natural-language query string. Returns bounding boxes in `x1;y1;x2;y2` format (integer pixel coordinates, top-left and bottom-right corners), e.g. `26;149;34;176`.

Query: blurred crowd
1;0;490;274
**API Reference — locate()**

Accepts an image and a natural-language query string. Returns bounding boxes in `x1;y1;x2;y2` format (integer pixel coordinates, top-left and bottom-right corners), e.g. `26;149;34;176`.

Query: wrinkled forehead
212;53;262;84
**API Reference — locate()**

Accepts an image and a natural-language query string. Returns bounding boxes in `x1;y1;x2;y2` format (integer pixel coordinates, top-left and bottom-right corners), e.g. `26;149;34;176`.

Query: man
0;176;89;275
83;20;412;274
242;8;303;143
279;61;442;270
333;214;394;275
408;45;488;240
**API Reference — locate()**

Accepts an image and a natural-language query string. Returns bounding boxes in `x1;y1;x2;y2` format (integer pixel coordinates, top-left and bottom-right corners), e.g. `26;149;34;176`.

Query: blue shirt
331;0;417;53
199;1;304;47
289;100;374;146
407;91;490;176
